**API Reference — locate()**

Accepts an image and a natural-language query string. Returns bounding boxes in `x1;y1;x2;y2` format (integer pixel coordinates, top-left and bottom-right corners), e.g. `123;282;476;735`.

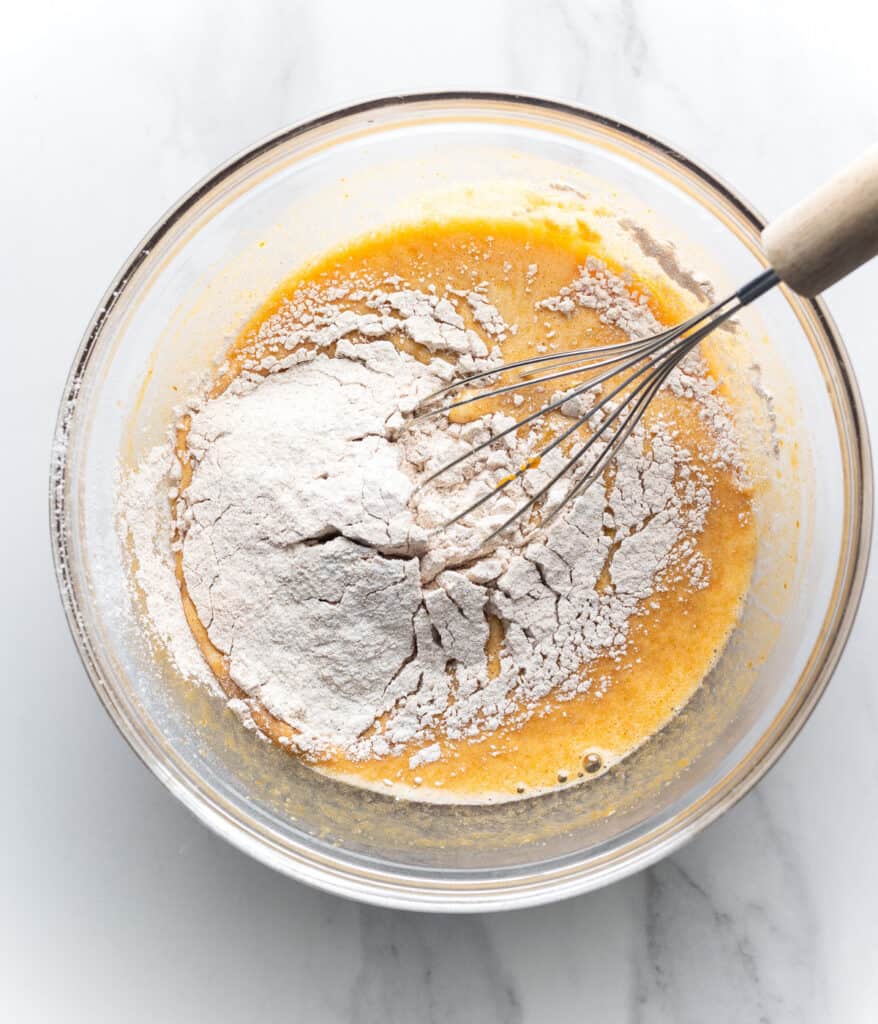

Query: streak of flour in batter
119;259;744;768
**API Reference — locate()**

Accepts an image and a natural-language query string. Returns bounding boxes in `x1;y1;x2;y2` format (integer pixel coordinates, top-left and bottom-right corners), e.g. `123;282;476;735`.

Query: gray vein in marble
637;788;821;1023
620;0;647;78
351;909;523;1024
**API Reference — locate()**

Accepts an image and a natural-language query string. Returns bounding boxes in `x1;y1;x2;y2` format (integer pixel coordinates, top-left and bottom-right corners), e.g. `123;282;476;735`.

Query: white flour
119;260;744;764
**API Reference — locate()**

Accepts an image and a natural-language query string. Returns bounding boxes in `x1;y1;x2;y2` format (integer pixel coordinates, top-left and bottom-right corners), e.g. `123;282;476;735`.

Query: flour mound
122;266;744;763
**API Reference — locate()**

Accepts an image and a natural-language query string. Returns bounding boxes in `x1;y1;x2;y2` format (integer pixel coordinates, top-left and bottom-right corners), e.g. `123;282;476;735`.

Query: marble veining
2;0;876;1021
639;791;821;1023
352;911;523;1024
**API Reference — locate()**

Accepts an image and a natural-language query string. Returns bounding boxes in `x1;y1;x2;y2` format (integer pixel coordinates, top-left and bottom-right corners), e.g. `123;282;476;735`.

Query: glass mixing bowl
50;93;872;911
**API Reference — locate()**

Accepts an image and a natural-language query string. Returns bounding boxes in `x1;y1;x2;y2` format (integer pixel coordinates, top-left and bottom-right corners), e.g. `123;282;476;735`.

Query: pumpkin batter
169;217;756;802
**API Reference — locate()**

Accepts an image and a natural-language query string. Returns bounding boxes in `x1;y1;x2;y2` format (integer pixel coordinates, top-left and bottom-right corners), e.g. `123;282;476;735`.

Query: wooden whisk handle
761;144;878;297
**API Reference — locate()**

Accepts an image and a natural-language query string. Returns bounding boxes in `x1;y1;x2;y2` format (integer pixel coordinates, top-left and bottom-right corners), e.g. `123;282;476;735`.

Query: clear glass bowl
50;93;872;911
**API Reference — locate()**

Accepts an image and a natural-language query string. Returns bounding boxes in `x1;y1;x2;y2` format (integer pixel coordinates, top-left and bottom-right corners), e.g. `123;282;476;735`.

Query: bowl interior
52;96;871;910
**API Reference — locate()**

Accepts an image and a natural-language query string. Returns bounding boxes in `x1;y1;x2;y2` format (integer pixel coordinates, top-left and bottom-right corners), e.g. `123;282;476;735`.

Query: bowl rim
49;90;874;912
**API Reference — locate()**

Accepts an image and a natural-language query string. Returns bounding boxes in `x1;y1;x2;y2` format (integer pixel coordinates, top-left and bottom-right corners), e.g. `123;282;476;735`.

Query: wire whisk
410;269;779;544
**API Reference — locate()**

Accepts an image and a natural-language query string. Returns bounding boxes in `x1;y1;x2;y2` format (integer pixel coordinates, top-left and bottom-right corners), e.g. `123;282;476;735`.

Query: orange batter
173;217;756;802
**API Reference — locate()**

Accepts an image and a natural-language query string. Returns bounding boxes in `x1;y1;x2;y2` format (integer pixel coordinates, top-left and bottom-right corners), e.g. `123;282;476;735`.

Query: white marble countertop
2;1;876;1020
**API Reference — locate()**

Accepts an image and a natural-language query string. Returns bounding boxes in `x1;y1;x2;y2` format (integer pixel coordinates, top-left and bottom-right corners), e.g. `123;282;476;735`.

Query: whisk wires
411;269;778;544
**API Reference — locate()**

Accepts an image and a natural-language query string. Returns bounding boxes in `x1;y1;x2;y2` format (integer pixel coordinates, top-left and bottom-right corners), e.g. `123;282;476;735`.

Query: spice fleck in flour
119;219;756;801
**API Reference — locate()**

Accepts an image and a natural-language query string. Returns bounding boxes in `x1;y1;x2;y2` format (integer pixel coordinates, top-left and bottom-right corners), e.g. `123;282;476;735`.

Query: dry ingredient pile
120;219;756;801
